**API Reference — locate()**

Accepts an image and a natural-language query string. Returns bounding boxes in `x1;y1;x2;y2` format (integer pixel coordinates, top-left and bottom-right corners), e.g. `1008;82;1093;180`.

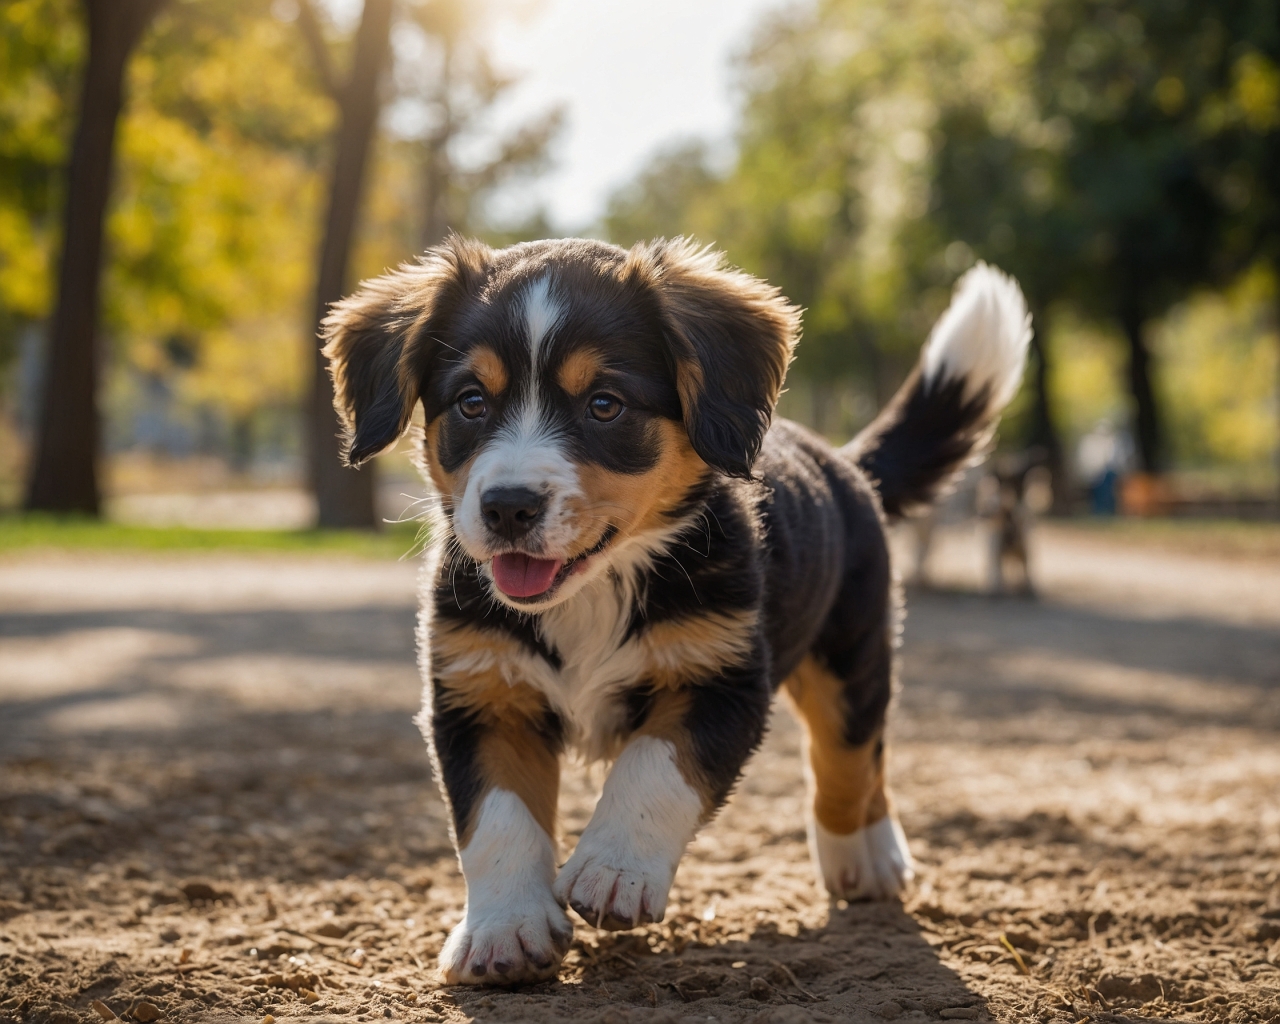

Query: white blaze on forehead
522;275;565;370
450;275;580;562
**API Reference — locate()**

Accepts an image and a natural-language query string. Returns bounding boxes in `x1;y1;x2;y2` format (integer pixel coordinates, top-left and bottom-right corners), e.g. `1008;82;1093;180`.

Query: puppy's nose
481;487;547;541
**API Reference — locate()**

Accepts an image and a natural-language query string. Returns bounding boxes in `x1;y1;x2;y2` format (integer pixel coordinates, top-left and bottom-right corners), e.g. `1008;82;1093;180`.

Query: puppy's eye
458;389;487;419
587;393;624;423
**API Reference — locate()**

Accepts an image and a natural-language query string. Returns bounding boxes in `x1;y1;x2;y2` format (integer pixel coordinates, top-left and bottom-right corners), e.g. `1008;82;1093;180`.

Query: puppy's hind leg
784;656;914;901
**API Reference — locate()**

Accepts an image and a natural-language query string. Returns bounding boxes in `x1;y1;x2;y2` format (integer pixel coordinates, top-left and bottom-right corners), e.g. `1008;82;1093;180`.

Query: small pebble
876;1001;903;1020
130;1002;163;1023
90;1000;117;1021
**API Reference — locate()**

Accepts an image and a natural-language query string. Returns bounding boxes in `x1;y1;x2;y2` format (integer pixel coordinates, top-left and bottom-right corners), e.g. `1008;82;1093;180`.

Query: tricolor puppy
323;237;1030;985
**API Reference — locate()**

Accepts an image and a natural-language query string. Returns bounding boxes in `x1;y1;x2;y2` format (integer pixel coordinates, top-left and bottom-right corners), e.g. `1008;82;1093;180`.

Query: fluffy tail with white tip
848;262;1032;517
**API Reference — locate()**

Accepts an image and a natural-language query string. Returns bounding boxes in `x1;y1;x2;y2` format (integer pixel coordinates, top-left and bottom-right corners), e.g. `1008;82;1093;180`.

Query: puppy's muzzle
481;486;547;543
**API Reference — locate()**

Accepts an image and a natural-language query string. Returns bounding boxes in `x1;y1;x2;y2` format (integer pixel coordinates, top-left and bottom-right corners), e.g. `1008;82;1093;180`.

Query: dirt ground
2;523;1278;1024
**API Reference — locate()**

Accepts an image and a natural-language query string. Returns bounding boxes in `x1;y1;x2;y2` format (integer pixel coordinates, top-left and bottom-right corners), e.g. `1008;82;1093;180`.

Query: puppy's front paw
553;838;674;930
811;815;914;901
439;891;573;985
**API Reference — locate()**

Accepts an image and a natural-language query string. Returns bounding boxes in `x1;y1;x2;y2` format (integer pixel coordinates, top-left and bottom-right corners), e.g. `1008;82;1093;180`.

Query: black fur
324;236;1017;912
849;367;995;518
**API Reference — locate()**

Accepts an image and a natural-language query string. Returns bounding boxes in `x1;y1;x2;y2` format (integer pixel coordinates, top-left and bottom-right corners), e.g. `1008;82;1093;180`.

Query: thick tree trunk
1118;300;1163;474
24;0;164;515
307;0;394;529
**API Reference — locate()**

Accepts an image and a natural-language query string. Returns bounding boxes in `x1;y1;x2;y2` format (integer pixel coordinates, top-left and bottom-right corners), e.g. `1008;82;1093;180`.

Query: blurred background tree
606;0;1278;504
0;0;1276;518
23;0;167;514
0;0;560;520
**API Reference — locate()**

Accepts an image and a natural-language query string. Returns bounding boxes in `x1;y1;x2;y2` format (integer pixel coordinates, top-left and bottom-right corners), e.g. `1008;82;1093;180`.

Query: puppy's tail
847;263;1031;518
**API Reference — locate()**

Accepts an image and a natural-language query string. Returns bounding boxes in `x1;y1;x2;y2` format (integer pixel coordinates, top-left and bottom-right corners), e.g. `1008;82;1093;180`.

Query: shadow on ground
2;549;1279;1022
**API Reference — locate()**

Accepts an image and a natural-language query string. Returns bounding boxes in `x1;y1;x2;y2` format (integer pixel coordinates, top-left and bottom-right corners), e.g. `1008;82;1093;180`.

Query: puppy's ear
635;238;801;477
322;236;490;466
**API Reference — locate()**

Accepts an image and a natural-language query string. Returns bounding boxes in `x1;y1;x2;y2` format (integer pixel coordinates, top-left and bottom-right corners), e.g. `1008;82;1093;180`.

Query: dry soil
1;524;1278;1024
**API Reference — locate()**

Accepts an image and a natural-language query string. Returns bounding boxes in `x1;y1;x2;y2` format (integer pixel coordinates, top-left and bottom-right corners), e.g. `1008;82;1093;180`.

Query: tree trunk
420;42;454;249
24;0;165;515
1275;291;1280;517
1119;300;1162;474
307;0;394;529
1025;304;1068;512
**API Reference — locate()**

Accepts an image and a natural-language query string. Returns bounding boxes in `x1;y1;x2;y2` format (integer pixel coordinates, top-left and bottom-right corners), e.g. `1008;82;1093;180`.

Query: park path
1;526;1278;1023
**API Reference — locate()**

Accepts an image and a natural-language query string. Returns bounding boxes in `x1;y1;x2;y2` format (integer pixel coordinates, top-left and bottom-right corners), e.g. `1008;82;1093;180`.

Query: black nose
481;487;547;541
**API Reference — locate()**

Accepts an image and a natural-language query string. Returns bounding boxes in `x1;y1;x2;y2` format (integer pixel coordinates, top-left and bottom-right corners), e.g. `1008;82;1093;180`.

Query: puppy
322;236;1029;985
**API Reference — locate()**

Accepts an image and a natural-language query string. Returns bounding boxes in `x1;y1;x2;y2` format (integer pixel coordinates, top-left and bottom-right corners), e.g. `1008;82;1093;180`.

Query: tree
605;0;1037;407
24;0;166;515
925;0;1279;476
299;0;394;529
400;0;562;249
0;1;81;371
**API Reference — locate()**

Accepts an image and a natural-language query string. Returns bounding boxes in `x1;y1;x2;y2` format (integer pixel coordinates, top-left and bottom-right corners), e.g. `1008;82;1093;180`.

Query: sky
484;0;793;232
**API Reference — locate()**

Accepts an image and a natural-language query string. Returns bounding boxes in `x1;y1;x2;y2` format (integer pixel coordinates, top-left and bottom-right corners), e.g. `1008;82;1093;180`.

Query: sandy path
1;527;1278;1024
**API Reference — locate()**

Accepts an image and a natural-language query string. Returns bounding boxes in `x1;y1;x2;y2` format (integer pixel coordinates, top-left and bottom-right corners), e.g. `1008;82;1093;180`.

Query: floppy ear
322;236;490;466
635;238;801;477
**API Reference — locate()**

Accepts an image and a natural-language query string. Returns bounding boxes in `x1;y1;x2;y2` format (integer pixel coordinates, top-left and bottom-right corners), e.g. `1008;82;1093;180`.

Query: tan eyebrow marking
469;346;508;396
556;348;603;395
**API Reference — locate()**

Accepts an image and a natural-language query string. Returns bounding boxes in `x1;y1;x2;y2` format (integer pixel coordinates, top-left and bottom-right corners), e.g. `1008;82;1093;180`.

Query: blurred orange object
1120;472;1171;516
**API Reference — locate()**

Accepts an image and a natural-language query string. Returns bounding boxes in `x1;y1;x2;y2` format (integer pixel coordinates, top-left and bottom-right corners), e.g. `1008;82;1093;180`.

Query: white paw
810;816;915;901
554;837;675;930
552;736;702;931
439;888;573;985
441;788;573;985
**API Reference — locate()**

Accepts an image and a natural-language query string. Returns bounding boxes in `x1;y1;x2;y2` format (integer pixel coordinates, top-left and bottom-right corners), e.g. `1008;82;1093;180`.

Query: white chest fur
420;526;753;762
532;570;648;757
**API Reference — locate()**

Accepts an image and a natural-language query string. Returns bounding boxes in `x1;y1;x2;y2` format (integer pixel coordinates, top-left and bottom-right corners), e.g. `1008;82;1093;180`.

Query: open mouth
489;527;617;603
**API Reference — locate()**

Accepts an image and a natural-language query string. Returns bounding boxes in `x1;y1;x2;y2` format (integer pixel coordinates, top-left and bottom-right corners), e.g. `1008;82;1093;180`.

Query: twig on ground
767;958;817;1000
998;933;1030;975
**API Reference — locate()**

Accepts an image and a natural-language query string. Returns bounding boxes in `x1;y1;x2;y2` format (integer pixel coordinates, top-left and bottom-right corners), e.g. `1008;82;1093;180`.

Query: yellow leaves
184;317;307;417
1155;267;1279;468
0;205;51;318
101;6;331;414
1046;268;1277;475
1046;308;1128;442
1232;51;1280;132
1154;76;1186;116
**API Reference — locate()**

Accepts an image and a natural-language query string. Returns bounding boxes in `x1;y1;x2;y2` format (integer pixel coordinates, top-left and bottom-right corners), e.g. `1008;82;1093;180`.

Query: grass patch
1053;516;1280;561
0;515;428;559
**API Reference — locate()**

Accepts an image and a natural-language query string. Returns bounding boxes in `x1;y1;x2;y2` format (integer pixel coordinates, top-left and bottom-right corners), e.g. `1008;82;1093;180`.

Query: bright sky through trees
483;0;790;230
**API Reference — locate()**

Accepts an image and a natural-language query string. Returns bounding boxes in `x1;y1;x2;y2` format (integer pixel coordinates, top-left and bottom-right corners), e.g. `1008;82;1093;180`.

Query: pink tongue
491;553;564;598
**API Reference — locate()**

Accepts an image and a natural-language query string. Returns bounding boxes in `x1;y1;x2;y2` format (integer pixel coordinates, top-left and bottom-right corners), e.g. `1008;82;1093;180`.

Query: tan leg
784;656;913;900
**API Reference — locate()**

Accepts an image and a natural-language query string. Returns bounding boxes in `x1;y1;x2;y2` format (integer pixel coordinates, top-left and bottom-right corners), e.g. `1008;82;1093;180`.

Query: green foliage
928;0;1277;320
605;0;1042;390
0;0;81;359
605;0;1279;474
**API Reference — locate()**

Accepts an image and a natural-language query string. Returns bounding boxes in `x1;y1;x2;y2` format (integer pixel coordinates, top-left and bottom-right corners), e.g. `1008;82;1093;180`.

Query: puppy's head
324;235;799;610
